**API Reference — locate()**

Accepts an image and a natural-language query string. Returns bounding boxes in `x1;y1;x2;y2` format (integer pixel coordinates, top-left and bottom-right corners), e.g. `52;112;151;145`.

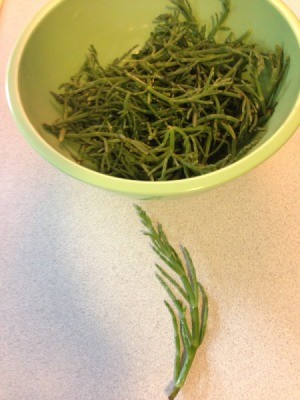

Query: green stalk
136;205;208;399
169;349;197;400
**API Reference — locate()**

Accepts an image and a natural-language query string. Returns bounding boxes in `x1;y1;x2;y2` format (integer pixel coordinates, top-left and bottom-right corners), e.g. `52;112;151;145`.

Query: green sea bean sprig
44;0;289;181
135;205;208;399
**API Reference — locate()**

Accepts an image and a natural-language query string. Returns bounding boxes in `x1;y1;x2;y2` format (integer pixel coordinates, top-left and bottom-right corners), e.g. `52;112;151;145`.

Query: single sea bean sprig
135;205;208;399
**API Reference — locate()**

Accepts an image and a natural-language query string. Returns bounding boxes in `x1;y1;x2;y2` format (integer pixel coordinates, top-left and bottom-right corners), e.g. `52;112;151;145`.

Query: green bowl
6;0;300;199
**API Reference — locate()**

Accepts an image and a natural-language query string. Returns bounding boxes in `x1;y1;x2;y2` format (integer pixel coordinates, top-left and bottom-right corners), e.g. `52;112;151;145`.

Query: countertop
0;1;299;399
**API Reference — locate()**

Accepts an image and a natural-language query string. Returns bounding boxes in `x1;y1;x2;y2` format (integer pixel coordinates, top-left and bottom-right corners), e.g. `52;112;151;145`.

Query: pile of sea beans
44;0;289;181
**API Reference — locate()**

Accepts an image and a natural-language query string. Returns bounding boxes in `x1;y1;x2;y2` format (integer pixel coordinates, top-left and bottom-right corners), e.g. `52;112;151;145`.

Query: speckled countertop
0;1;299;399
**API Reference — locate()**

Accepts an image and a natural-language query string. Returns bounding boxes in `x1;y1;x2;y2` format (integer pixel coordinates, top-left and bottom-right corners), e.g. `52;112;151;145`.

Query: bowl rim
5;0;300;198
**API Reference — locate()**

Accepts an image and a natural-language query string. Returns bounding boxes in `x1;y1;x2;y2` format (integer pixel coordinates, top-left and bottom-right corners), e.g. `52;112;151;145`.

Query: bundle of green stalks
44;0;289;181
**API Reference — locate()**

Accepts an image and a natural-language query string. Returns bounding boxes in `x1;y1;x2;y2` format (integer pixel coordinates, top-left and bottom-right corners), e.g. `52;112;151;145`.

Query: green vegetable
135;205;208;399
44;0;289;181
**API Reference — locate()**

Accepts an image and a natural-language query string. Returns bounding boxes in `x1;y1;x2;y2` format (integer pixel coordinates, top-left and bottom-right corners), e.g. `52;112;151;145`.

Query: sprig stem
169;349;197;399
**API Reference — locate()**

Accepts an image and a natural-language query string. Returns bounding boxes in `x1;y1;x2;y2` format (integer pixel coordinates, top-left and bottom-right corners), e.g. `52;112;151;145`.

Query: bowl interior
7;0;300;198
